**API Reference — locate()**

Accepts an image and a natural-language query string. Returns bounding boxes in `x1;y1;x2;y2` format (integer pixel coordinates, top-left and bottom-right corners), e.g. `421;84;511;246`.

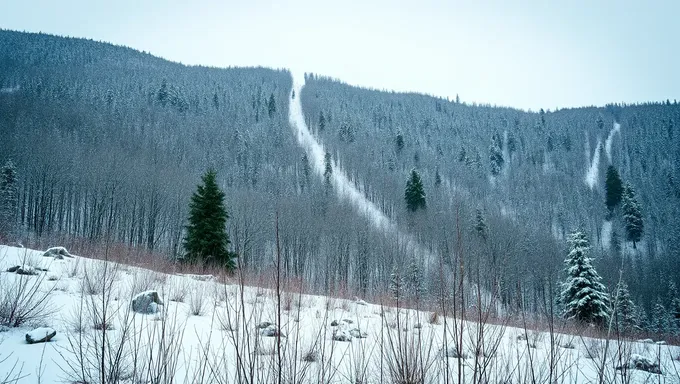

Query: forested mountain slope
2;30;680;324
301;74;680;311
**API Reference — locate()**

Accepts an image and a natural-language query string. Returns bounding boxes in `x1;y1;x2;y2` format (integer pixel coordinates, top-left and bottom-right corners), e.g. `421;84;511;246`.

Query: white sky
1;0;678;110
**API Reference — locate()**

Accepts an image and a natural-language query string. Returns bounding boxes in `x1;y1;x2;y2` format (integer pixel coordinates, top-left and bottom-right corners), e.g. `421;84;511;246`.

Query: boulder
131;290;164;314
260;324;285;338
349;328;368;339
616;354;661;374
42;246;72;259
7;265;39;275
256;322;273;329
26;327;56;344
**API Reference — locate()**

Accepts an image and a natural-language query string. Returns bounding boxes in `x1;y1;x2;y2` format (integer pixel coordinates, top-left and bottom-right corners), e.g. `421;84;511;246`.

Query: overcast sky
2;0;678;110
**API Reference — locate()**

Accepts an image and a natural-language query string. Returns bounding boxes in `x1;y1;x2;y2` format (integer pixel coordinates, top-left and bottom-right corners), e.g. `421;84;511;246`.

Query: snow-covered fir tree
389;266;404;301
405;258;426;299
612;280;636;333
560;231;610;326
621;184;644;248
0;160;18;238
650;298;672;335
668;282;680;332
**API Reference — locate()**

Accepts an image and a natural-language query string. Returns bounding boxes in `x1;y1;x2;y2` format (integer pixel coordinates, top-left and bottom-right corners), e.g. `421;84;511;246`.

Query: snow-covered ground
1;245;679;383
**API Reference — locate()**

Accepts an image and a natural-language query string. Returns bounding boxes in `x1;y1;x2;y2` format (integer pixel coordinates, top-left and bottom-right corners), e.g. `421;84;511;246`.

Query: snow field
0;245;679;383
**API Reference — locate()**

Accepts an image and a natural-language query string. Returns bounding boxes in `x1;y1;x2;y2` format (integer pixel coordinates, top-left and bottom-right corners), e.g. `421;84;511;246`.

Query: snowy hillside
1;245;679;383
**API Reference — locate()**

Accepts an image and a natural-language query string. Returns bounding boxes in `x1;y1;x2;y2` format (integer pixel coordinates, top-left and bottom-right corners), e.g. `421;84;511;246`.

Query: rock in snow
332;328;352;342
42;246;73;259
131;290;164;314
260;324;285;338
6;265;40;275
616;354;661;374
26;327;57;344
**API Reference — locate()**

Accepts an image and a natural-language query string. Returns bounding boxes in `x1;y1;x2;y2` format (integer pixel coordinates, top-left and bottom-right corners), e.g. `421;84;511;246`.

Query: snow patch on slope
600;220;612;250
604;122;621;163
585;137;602;189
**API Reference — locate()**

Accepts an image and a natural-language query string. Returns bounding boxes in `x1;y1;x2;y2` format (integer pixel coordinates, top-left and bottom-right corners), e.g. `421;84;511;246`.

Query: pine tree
183;169;234;270
434;168;442;187
0;160;18;239
489;135;504;176
404;169;426;212
406;258;426;298
389;266;404;301
560;232;610;326
267;93;276;117
318;111;326;132
667;281;680;330
605;166;623;213
651;298;671;335
396;132;404;152
323;151;333;190
622;184;644;248
474;209;488;241
613;280;636;333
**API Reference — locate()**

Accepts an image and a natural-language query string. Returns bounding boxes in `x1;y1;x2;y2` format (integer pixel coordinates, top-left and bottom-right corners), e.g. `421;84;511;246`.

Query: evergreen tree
396;132;404;152
458;146;467;163
651;298;671;335
474;209;488;241
267;93;276;117
405;258;426;298
434;168;442;187
605;166;623;213
389;266;404;301
489;135;504;176
613;280;636;333
667;281;680;329
622;184;644;248
323;151;333;190
404;169;426;212
183;169;234;270
318;111;326;132
560;232;610;326
0;160;18;239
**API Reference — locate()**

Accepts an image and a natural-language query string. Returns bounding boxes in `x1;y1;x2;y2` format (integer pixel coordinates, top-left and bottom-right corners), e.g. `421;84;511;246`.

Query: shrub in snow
42;246;72;259
441;345;467;359
303;349;319;362
25;327;56;344
131;290;164;314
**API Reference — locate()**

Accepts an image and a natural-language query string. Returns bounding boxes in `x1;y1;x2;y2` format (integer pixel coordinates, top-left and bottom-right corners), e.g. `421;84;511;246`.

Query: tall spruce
605;166;623;214
0;160;18;239
560;231;610;326
622;183;644;248
183;169;234;270
404;169;426;212
613;280;636;333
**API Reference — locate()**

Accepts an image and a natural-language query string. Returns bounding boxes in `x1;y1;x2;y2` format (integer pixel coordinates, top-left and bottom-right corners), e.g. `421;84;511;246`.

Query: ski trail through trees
288;72;435;266
605;122;621;163
585;137;601;189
